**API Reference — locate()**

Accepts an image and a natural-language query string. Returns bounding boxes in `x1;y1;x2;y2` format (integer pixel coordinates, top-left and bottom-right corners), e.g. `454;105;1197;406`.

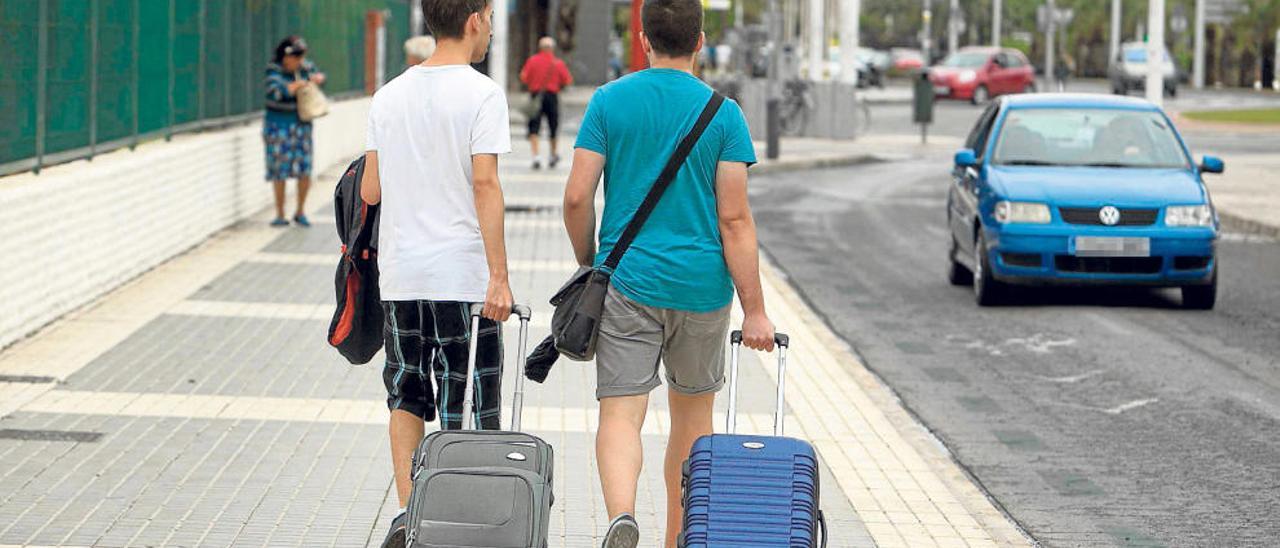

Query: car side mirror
1200;155;1224;174
954;148;979;168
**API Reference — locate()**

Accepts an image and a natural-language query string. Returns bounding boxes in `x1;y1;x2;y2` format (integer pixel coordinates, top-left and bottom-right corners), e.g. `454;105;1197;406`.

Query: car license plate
933;85;950;96
1073;237;1150;257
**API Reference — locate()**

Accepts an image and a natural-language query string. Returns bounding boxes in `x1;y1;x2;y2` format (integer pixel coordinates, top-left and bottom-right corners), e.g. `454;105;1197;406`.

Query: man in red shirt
519;36;573;169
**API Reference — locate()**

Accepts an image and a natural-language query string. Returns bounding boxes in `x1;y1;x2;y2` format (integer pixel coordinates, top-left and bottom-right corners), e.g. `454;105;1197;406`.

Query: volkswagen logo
1099;206;1121;226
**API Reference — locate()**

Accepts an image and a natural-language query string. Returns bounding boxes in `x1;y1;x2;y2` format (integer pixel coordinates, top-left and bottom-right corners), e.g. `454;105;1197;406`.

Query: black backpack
327;156;383;364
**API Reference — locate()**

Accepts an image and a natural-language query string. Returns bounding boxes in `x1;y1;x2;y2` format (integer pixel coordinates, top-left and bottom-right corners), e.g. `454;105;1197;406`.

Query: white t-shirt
366;65;511;302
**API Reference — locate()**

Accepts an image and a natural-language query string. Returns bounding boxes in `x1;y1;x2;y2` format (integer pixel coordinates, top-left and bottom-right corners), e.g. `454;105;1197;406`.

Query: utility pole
947;0;959;56
767;0;782;159
922;0;933;65
808;0;824;80
1193;0;1205;88
992;0;1002;47
839;0;861;86
493;0;508;90
1045;0;1056;90
1145;0;1165;106
1110;0;1122;66
629;0;644;72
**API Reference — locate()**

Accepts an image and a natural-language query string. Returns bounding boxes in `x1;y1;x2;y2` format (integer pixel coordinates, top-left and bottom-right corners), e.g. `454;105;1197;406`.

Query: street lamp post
493;0;508;90
839;0;861;87
808;0;824;80
767;0;782;160
1045;0;1056;90
1146;0;1165;106
1193;0;1206;88
1110;0;1122;67
922;0;933;65
947;0;959;56
992;0;1002;47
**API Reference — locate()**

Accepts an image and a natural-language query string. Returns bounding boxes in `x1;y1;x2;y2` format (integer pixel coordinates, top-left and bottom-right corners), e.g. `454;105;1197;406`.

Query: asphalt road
753;99;1280;546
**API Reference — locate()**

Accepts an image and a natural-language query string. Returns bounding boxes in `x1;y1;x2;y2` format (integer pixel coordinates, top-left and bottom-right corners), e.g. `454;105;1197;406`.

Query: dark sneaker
549;154;561;168
292;214;311;227
532;159;542;170
382;511;407;548
270;217;289;227
601;513;639;548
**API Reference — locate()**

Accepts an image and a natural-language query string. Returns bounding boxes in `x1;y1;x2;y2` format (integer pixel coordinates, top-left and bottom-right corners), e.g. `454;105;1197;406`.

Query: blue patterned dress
262;61;318;181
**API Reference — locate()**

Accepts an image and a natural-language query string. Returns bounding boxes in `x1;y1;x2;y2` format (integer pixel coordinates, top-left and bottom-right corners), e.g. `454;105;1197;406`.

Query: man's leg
664;389;715;545
546;95;561;167
527;105;542;169
389;409;425;505
429;301;503;430
597;394;650;517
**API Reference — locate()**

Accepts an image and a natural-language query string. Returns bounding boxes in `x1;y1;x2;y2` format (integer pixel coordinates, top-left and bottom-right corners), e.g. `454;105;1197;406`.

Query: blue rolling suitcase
679;331;827;547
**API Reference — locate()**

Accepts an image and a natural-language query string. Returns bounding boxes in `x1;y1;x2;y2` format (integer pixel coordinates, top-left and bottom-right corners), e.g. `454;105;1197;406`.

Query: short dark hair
422;0;489;40
642;0;703;57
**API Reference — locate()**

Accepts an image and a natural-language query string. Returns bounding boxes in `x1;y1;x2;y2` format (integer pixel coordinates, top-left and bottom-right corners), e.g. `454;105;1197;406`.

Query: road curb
1220;211;1280;239
753;153;887;175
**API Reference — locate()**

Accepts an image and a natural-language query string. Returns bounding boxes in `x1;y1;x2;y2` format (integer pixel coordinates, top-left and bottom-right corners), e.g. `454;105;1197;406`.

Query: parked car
890;48;924;74
1109;42;1178;97
945;94;1222;308
929;47;1036;104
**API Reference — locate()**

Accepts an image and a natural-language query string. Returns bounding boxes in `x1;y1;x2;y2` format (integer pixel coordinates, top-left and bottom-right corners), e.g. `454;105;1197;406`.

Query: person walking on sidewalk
359;1;513;546
562;1;776;545
519;36;573;169
264;36;325;227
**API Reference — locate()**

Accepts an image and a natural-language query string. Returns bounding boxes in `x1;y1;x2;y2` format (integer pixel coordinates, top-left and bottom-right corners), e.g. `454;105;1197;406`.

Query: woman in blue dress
264;36;326;227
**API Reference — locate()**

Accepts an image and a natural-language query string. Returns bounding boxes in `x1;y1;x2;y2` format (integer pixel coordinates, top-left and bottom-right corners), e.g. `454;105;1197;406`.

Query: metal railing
0;0;409;177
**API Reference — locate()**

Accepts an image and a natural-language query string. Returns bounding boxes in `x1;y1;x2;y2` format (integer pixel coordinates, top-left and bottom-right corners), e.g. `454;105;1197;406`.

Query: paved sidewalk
0;116;1027;547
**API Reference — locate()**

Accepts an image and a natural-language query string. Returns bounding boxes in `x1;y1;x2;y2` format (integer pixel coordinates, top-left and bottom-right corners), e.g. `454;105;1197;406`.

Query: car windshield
1124;47;1170;63
943;52;989;68
992;108;1190;169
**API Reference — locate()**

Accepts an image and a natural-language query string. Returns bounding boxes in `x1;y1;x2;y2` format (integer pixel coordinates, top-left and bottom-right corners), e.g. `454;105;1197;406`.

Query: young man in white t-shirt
359;1;512;546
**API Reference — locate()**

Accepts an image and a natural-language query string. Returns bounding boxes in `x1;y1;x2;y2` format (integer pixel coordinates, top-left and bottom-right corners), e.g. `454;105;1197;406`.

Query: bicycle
779;78;815;136
850;91;872;137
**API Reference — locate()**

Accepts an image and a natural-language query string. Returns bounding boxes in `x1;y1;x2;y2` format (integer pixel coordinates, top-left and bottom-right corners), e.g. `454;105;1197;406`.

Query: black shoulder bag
550;92;725;361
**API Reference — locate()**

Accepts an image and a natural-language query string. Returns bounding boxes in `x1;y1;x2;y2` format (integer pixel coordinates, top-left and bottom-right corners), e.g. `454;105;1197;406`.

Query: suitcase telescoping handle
463;303;533;431
726;330;791;436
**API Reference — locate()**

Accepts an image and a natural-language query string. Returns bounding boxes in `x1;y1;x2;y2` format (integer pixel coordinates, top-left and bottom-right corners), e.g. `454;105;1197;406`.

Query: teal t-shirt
575;68;757;312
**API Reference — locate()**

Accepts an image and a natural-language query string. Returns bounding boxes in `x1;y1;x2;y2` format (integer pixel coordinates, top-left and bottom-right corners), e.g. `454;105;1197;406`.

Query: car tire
1112;83;1125;95
1022;82;1036;94
1167;85;1178;98
971;85;989;105
1182;268;1217;310
948;237;973;286
973;230;1006;306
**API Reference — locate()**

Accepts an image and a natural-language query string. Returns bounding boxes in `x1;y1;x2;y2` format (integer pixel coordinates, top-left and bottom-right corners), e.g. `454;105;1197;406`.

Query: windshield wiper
1079;162;1132;168
1000;160;1059;166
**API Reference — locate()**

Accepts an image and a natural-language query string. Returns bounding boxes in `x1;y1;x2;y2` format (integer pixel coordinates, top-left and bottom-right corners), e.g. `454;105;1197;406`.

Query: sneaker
270;217;289;227
292;214;311;228
382;511;407;548
549;154;560;168
601;513;639;548
532;159;542;170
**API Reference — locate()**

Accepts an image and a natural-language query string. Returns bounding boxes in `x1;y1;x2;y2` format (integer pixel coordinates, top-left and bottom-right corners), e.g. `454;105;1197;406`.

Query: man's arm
564;149;605;267
360;151;380;205
473;153;513;321
715;161;775;352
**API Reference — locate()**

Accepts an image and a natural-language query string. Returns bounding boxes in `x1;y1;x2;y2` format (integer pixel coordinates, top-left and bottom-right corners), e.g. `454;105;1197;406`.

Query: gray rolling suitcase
405;304;554;548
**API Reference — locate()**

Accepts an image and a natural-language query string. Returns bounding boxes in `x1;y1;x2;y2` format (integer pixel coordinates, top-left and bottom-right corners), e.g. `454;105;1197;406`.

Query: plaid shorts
381;301;503;430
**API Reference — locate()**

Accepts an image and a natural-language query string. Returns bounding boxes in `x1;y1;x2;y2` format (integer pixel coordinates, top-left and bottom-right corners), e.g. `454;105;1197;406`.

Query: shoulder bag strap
602;92;725;271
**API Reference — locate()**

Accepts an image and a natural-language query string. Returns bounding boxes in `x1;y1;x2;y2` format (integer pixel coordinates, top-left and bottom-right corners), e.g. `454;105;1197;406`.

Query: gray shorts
595;284;731;399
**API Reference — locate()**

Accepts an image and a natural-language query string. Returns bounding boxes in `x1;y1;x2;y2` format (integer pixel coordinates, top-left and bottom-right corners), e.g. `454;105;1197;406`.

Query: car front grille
1055;256;1163;274
1059;207;1158;226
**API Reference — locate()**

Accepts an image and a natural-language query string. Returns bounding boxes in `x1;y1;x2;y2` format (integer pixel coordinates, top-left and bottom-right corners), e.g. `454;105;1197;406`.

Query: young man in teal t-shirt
563;0;777;544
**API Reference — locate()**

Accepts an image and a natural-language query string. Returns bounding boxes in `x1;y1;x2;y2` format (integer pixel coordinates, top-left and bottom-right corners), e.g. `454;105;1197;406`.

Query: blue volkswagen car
946;94;1223;308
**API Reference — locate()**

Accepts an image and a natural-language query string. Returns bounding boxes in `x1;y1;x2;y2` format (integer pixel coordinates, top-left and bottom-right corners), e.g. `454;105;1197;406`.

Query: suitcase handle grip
462;303;533;431
726;329;790;437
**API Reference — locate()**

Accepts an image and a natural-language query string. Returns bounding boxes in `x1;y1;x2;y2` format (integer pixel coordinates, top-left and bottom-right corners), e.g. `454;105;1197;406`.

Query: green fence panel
227;0;251;115
202;0;227;119
0;0;41;166
96;0;136;144
45;0;92;156
137;0;172;135
170;0;200;125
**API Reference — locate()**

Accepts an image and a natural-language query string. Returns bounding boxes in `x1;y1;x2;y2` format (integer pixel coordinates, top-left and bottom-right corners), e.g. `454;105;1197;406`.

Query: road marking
1042;369;1105;384
1104;398;1159;415
1003;334;1077;354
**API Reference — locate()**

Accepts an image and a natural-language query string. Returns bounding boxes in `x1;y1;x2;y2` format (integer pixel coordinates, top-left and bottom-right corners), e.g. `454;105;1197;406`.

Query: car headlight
994;201;1051;224
958;70;977;83
1166;205;1214;227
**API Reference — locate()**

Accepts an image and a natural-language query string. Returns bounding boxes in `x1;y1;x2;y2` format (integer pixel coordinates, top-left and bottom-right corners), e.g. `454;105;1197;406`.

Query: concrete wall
0;98;371;350
570;0;613;85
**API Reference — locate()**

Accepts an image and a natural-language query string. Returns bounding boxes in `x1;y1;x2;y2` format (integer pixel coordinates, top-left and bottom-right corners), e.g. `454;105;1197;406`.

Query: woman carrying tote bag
264;36;327;228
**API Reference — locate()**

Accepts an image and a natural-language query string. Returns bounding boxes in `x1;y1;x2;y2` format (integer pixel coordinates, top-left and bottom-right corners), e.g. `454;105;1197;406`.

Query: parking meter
913;71;935;143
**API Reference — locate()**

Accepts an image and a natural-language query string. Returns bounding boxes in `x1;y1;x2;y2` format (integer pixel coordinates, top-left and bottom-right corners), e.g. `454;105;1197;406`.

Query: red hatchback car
929;47;1036;104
